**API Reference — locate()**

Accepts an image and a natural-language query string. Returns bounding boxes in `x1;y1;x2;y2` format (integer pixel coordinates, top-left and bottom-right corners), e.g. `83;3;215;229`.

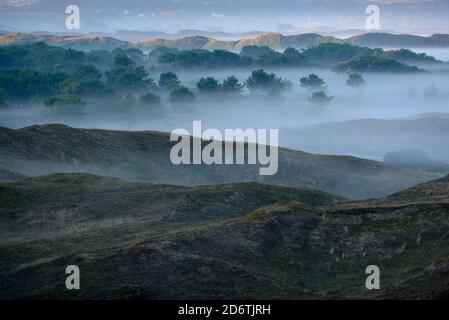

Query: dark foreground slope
0;124;432;199
0;167;27;181
0;173;343;242
0;173;448;299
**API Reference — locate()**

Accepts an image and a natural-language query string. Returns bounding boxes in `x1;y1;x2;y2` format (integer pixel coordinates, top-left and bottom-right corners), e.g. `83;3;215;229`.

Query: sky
0;0;448;34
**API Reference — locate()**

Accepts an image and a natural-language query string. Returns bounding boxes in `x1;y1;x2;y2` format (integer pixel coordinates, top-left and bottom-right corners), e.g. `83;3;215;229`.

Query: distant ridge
1;31;449;51
135;33;344;50
0;32;128;51
112;29;267;41
348;32;449;48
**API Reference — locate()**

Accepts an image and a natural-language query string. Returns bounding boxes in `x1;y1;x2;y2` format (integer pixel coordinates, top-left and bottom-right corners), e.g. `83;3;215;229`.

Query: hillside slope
0;167;27;181
0;173;343;242
0;173;448;299
337;174;449;209
0;124;432;199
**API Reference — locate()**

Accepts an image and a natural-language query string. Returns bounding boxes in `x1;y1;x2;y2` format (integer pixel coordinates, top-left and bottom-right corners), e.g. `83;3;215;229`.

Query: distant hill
283;115;449;165
135;35;236;51
0;32;127;51
2;31;449;51
97;29;267;41
135;33;344;50
0;124;432;199
349;33;449;48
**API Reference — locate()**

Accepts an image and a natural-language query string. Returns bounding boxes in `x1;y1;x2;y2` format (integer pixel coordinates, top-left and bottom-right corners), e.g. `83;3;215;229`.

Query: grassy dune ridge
0;124;433;199
0;172;448;299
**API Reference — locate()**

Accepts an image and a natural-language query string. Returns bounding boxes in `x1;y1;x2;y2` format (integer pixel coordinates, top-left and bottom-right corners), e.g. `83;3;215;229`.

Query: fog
2;49;449;165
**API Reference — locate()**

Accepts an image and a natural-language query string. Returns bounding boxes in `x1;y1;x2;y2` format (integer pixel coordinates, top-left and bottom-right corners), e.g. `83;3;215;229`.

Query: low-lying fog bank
2;64;449;165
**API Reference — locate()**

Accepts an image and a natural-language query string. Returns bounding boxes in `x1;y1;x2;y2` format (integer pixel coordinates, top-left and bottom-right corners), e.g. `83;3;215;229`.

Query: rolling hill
0;172;448;299
0;167;27;181
0;124;433;199
133;32;343;50
1;31;449;51
0;32;128;51
349;33;449;48
0;173;343;243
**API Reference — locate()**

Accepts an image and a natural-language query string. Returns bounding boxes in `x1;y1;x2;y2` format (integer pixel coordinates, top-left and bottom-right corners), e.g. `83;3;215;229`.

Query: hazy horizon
0;0;448;35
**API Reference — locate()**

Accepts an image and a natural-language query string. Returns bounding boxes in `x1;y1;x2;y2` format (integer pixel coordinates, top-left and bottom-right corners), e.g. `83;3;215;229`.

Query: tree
61;66;112;97
112;53;135;68
161;49;244;68
158;52;176;64
240;46;275;59
105;53;153;89
140;92;161;105
106;65;151;88
113;48;146;66
154;45;310;68
256;51;285;66
148;46;178;65
333;56;422;73
308;91;333;105
221;76;244;94
170;86;195;103
347;73;365;87
300;74;326;88
301;43;364;63
0;69;69;100
159;72;180;90
73;65;102;81
245;69;291;93
282;47;309;66
196;77;221;93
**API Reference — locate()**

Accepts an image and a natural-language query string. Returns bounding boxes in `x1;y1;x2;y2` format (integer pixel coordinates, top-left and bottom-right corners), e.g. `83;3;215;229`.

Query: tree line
4;40;428;108
0;49;365;108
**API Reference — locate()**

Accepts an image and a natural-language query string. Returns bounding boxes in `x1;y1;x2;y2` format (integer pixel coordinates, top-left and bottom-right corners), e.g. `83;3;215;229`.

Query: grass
0;124;434;199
